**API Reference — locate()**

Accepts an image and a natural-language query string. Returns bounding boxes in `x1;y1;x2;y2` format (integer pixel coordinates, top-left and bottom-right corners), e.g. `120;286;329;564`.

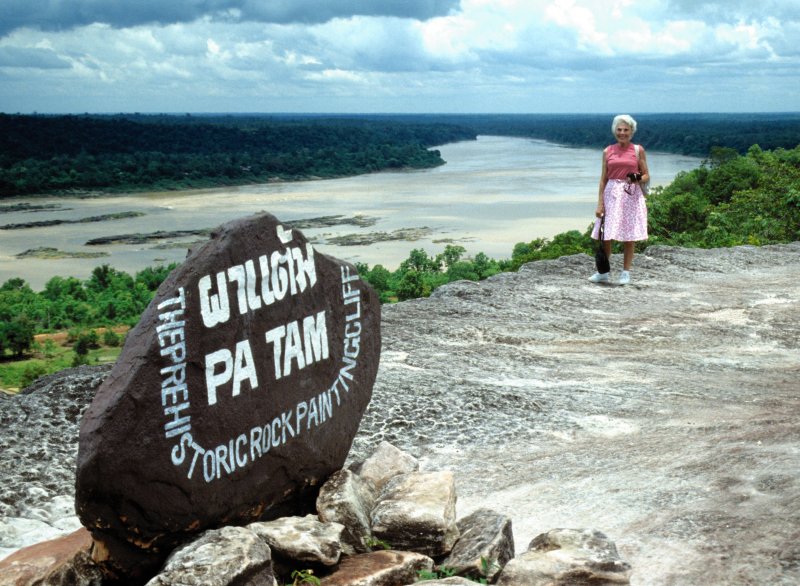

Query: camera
627;172;642;182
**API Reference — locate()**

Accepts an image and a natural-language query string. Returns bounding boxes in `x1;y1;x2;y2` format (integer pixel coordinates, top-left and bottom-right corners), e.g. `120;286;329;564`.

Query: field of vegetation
1;114;799;391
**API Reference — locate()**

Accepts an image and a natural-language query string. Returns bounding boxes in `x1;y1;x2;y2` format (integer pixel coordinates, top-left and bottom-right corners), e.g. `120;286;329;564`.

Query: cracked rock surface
351;243;800;585
2;243;799;585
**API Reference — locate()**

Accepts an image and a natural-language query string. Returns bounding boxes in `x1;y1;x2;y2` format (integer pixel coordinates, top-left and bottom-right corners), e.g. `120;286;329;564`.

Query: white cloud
0;0;798;113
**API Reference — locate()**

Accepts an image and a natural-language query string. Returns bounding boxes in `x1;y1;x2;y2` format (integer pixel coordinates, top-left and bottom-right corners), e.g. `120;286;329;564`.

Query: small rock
371;471;459;557
248;515;344;566
321;550;433;586
357;441;419;491
496;528;632;585
317;469;377;554
145;526;276;586
440;508;514;582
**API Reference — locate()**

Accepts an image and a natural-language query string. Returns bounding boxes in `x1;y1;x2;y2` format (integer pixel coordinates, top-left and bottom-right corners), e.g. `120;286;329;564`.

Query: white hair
612;114;637;135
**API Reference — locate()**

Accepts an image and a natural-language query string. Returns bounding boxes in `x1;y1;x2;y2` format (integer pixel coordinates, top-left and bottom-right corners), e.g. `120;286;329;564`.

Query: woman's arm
596;148;608;217
638;145;650;185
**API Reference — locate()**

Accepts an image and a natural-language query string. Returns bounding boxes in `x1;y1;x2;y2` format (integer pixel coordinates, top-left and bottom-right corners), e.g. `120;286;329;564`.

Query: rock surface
2;242;800;584
74;212;381;577
0;366;112;561
349;243;800;585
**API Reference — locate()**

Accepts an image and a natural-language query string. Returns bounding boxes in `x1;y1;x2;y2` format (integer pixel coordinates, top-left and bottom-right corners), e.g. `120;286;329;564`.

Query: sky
0;0;798;114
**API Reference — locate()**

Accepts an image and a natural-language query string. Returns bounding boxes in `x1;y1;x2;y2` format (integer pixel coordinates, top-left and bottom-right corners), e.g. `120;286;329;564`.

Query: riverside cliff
1;243;799;584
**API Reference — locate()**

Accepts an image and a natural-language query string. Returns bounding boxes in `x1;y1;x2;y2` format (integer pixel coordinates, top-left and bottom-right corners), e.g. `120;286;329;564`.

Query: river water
0;136;701;290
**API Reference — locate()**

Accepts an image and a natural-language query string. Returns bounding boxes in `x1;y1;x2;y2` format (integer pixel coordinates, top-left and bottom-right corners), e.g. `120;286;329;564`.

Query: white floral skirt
591;179;648;241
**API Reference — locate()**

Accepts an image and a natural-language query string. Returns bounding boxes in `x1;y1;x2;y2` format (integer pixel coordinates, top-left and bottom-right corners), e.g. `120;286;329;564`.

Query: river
0;136;701;290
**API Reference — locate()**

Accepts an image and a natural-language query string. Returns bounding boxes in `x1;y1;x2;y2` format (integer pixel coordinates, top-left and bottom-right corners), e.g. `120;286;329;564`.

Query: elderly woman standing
589;114;650;285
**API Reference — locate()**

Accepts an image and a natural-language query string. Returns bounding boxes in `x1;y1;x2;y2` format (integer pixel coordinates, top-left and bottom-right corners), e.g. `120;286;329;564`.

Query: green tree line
0;114;476;196
5;113;800;197
394;113;800;157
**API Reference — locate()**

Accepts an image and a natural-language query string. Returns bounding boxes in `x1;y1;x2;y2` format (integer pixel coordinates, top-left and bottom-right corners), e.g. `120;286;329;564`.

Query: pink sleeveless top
605;143;639;180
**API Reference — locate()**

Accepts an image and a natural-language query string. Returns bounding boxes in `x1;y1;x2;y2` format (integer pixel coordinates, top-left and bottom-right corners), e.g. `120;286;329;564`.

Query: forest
413;112;800;156
1;113;800;389
0;114;475;196
3;113;800;196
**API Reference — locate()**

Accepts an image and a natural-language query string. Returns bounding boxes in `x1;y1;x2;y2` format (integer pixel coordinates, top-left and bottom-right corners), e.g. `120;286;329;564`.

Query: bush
20;362;47;389
103;328;121;347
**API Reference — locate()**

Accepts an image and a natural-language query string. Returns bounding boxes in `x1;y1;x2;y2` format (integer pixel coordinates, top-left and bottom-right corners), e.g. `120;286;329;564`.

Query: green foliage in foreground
647;144;800;247
2;143;799;388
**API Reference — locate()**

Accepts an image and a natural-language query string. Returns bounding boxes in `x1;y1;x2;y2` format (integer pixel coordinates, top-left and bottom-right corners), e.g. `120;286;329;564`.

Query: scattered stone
85;228;213;245
0;203;67;214
356;441;419;492
144;526;276;586
14;247;109;260
75;212;381;579
320;227;433;246
316;469;377;554
83;216;377;246
321;550;433;586
440;508;514;582
286;215;379;229
371;472;459;558
1;211;144;230
495;528;632;585
247;515;344;567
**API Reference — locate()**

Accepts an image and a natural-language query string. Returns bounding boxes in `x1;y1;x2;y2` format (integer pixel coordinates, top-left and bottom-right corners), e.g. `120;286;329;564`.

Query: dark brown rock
75;213;380;579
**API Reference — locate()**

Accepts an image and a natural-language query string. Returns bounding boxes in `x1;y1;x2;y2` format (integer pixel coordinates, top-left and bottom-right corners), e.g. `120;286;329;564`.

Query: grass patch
0;328;125;394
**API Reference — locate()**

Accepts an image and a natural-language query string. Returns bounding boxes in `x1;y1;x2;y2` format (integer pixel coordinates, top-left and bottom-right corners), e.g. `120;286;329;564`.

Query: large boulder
75;213;380;579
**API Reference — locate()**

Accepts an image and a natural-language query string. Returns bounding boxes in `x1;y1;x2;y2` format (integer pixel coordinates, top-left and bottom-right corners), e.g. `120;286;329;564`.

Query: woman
589;114;650;285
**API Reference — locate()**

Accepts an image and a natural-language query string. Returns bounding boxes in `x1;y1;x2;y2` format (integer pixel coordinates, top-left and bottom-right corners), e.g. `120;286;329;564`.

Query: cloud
0;46;71;69
0;0;461;36
0;0;797;114
665;0;800;24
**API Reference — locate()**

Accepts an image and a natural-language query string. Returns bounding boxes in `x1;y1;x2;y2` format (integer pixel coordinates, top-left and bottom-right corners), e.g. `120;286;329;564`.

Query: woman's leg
623;241;635;270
